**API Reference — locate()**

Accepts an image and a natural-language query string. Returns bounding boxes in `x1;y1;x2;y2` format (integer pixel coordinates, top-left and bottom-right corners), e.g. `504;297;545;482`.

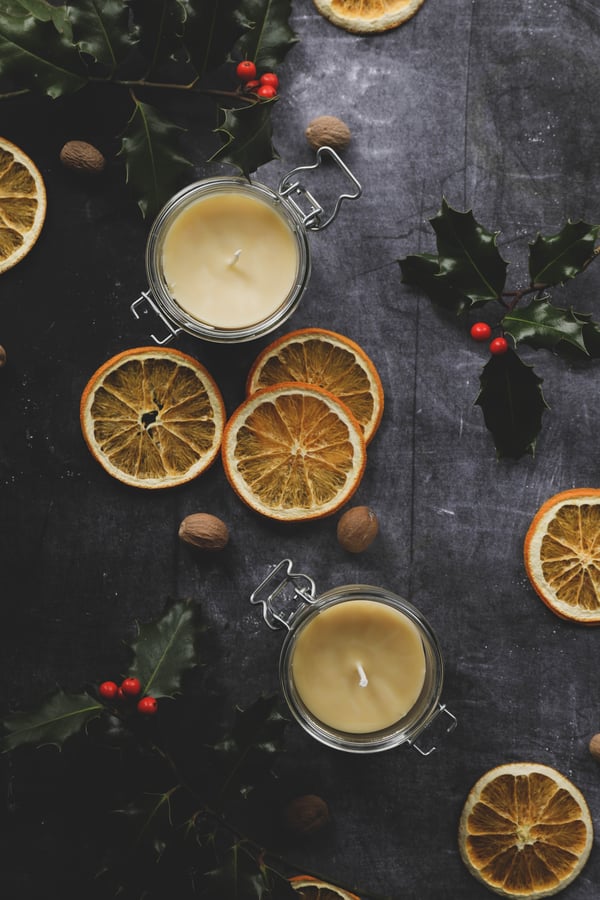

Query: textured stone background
2;1;600;897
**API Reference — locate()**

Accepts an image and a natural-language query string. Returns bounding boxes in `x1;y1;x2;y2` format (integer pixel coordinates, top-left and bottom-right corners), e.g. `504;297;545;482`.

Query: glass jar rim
145;177;311;344
278;584;445;753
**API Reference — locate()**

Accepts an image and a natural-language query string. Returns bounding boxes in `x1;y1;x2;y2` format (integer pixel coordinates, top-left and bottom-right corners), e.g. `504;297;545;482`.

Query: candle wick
229;248;242;266
356;663;369;688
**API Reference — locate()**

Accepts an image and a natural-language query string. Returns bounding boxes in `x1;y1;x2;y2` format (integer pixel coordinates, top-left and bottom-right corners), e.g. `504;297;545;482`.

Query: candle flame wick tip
356;663;368;688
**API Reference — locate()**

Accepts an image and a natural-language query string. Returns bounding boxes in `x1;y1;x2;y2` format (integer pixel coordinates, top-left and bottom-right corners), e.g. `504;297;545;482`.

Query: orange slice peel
0;137;46;274
524;488;600;624
312;0;427;33
222;382;366;521
290;875;361;899
80;346;225;489
459;762;593;898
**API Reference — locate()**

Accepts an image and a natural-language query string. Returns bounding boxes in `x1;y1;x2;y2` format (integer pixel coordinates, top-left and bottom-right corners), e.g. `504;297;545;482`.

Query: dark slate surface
2;1;600;898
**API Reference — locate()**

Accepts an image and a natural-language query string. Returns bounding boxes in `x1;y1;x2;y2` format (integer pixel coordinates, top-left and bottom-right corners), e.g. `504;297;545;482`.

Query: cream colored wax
291;600;426;733
161;192;300;329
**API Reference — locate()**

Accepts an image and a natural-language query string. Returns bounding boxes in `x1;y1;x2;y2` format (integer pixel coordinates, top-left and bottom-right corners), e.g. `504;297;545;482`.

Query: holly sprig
0;0;298;218
399;199;600;458
1;600;373;900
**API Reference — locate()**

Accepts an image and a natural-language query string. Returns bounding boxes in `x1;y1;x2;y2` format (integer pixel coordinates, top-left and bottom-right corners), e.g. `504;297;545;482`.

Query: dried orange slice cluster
459;763;593;898
524;488;600;623
246;328;384;444
312;0;427;33
0;137;46;274
80;347;225;488
222;328;383;521
290;875;360;899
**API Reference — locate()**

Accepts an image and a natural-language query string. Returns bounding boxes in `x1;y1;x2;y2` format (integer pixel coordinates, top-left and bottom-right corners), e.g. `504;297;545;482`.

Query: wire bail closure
250;558;317;631
278;146;362;231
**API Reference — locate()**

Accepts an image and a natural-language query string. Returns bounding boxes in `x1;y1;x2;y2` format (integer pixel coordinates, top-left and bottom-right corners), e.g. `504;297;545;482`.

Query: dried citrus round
222;383;366;521
0;137;46;274
80;346;225;489
290;875;360;899
524;488;600;624
459;762;593;898
246;328;384;444
312;0;427;33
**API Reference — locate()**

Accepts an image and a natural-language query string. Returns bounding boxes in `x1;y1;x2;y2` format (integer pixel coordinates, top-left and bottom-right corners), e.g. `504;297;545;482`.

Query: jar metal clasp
250;558;317;631
277;146;363;231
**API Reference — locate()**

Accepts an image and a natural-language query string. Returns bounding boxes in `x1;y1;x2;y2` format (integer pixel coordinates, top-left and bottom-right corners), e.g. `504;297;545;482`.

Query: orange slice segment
222;383;366;521
246;328;384;444
524;488;600;624
0;137;46;274
312;0;427;33
290;875;360;899
459;763;593;898
80;346;225;489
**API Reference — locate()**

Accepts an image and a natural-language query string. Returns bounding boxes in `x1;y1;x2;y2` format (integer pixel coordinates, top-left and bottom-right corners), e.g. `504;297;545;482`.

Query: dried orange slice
290;875;360;899
80;346;225;489
524;488;600;624
246;328;384;444
312;0;427;33
0;137;46;274
459;762;593;898
222;383;366;521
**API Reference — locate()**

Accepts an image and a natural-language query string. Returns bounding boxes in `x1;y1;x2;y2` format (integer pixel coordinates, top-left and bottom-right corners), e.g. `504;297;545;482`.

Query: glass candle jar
250;560;457;755
131;148;361;345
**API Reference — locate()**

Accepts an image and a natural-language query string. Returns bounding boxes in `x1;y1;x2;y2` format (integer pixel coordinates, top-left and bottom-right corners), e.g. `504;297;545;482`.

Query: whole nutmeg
60;140;106;175
284;794;330;836
337;505;379;553
178;513;229;551
305;115;351;152
589;733;600;761
0;344;6;368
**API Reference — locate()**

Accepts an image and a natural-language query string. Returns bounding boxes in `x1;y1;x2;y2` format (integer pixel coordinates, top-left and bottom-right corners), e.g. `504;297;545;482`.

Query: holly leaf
399;252;468;314
211;695;288;795
200;842;296;900
2;690;102;751
0;0;87;98
128;599;199;698
67;0;136;70
234;0;298;70
211;99;278;175
502;296;589;355
529;220;600;286
430;198;508;306
181;0;246;77
475;348;548;458
118;97;194;218
129;0;187;77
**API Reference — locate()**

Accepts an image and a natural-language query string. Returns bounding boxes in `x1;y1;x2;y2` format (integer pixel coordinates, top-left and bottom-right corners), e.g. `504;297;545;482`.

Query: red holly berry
259;72;279;89
470;322;492;342
120;676;142;697
236;60;257;83
137;696;158;716
99;680;118;699
244;80;260;92
489;336;509;355
256;84;277;99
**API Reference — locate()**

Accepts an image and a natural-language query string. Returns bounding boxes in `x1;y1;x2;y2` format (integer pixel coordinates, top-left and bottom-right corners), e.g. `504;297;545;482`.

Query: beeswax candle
291;599;426;734
161;192;300;329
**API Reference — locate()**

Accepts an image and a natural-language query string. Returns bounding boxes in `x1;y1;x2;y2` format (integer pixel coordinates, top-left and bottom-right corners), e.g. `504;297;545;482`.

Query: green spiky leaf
67;0;136;70
128;599;199;698
128;0;187;77
181;0;246;77
0;0;86;97
118;97;194;218
211;99;278;175
399;252;468;314
502;296;589;354
475;348;548;458
200;842;296;899
430;198;508;306
234;0;298;69
2;690;102;751
528;220;600;286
